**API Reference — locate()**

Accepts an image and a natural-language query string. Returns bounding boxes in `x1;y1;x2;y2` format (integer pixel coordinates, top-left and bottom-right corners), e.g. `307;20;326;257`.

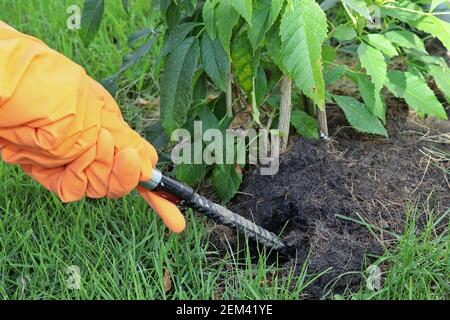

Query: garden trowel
140;168;288;254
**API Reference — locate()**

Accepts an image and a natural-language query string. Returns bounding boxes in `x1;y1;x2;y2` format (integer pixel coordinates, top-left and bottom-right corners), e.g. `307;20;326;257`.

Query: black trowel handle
140;169;194;205
140;169;288;253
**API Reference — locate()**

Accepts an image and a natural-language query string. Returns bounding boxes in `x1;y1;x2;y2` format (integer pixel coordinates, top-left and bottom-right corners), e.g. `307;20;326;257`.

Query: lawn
0;161;315;299
0;0;448;300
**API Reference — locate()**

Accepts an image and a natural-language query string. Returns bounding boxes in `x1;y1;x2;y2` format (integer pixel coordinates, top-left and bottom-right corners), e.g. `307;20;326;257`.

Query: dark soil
218;102;450;299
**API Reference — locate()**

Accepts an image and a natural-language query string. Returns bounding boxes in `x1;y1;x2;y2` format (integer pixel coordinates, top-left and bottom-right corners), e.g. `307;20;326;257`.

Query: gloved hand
0;21;185;233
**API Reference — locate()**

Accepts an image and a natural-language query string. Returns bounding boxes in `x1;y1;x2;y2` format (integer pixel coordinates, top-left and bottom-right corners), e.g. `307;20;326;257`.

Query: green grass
1;0;449;300
336;205;449;300
0;162;315;299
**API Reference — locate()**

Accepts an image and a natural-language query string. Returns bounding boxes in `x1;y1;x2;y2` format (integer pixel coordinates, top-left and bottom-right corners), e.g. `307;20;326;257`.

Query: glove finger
22;145;97;202
101;108;158;180
0;141;81;167
0;137;8;150
21;164;64;196
107;147;140;199
137;187;186;234
85;128;114;198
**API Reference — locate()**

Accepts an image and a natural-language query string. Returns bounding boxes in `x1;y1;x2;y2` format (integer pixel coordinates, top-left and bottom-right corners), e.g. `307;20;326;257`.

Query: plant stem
317;107;329;140
279;75;292;152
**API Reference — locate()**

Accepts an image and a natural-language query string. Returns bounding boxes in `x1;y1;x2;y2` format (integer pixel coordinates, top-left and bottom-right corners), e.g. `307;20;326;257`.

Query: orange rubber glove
0;21;185;233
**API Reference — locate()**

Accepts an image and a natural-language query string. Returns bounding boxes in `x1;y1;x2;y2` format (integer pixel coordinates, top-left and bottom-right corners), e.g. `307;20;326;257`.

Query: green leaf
175;138;206;186
251;80;262;125
201;33;229;92
291;110;319;139
193;72;208;105
333;95;388;137
159;0;171;15
144;121;169;151
231;34;255;94
268;0;285;28
247;0;272;50
413;15;450;50
355;74;374;108
183;0;196;16
216;0;240;56
332;24;357;42
381;1;422;23
321;0;340;11
202;0;217;39
247;0;284;51
280;0;328;109
354;73;386;120
386;70;447;120
324;64;346;85
165;2;181;29
405;48;448;69
384;30;427;53
176;162;206;185
363;34;398;57
80;0;105;47
357;42;387;89
212;164;243;202
174;111;209;185
231;0;252;25
101;75;119;96
407;66;425;80
322;44;336;63
198;104;221;131
266;23;283;68
161;22;201;57
255;66;268;105
357;42;387;122
122;0;129;14
428;65;450;103
341;0;371;20
354;73;374;114
127;28;153;46
160;37;200;134
382;2;450;50
121;37;156;72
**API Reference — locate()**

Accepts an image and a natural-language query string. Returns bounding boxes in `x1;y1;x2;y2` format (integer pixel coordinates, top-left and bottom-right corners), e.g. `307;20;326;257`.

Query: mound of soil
222;103;449;298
